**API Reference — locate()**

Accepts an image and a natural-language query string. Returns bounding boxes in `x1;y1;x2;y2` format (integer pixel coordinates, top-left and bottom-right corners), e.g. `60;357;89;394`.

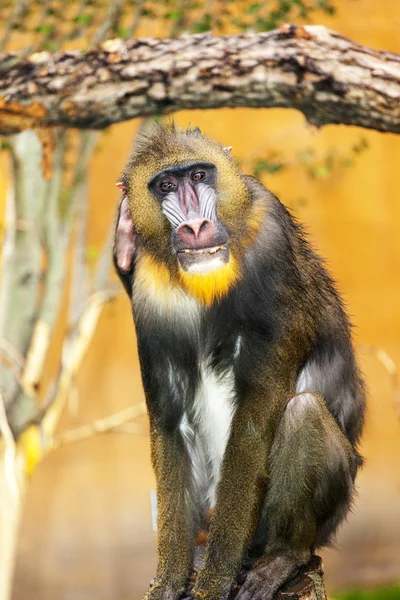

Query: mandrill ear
114;196;136;274
116;181;127;192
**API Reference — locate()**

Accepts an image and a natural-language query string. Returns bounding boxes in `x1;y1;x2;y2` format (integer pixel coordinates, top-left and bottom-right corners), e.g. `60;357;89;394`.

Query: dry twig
51;402;147;449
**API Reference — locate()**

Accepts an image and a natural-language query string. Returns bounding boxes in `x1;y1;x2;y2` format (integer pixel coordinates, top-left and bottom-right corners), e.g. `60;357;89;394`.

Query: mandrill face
148;161;230;274
115;124;261;305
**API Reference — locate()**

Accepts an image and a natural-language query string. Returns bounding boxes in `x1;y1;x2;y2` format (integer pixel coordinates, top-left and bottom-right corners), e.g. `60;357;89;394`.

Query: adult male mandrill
113;123;365;600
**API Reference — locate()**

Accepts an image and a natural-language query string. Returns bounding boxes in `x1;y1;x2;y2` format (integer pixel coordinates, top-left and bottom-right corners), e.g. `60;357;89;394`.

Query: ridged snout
177;218;216;249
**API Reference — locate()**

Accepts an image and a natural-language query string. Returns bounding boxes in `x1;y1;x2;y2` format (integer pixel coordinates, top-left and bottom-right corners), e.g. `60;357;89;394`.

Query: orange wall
3;1;400;598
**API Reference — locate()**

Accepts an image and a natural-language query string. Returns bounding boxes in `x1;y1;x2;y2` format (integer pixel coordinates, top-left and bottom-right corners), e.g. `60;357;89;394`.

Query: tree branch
90;0;125;49
49;402;147;450
41;289;116;443
0;0;29;53
20;131;68;398
0;132;47;420
0;25;399;135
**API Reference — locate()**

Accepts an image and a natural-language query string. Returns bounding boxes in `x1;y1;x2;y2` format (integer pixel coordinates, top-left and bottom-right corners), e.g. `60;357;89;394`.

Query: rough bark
0;24;399;135
182;556;327;600
277;556;327;600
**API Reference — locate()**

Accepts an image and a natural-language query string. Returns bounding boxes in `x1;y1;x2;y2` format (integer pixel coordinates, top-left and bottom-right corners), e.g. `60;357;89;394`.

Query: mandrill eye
160;181;176;192
192;171;206;182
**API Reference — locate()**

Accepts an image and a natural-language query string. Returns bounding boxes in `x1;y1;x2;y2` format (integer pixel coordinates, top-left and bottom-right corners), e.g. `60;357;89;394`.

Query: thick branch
0;25;399;135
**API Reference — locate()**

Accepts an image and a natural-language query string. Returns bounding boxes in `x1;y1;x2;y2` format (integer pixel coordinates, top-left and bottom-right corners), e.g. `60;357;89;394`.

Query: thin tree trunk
0;404;26;600
0;449;24;600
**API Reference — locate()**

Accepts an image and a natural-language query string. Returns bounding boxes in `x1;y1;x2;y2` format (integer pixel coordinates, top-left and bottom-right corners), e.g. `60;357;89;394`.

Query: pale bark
0;25;399;135
0;445;25;600
0;124;120;600
0;396;25;600
21;131;97;401
20;131;67;398
0;132;47;427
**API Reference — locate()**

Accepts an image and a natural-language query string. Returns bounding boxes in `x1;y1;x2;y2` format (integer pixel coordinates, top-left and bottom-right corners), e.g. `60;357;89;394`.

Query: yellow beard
134;253;179;309
135;251;240;309
178;256;240;306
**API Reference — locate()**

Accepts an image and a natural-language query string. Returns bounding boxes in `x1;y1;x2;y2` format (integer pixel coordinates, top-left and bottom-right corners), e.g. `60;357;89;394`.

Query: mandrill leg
237;392;357;600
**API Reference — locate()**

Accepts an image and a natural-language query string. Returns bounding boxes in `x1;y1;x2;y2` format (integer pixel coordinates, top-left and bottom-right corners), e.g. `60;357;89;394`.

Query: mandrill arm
193;368;296;600
113;124;364;600
146;423;196;600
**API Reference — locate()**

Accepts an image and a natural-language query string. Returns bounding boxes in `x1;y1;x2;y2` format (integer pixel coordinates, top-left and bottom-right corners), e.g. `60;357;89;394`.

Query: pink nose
177;218;215;247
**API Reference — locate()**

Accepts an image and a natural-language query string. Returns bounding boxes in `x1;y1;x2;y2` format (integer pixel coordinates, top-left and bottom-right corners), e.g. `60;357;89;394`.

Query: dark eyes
160;181;176;192
192;171;206;182
158;171;206;192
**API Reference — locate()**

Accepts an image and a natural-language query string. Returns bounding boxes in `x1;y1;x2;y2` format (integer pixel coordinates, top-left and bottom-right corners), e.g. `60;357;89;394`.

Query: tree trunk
0;443;26;600
0;25;399;135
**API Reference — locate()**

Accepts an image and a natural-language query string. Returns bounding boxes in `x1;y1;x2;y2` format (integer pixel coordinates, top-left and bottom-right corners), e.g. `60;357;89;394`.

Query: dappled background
0;0;399;599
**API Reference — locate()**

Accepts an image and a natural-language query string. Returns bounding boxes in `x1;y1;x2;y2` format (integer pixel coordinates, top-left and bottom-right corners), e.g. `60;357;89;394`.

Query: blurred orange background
0;0;399;598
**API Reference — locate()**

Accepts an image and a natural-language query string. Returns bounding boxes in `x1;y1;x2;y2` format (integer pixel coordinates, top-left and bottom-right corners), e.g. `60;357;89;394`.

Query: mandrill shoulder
240;175;304;265
239;176;343;322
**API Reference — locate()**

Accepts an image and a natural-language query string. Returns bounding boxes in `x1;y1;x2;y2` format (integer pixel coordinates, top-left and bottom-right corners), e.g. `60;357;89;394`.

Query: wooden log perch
180;555;326;600
0;24;399;135
277;556;326;600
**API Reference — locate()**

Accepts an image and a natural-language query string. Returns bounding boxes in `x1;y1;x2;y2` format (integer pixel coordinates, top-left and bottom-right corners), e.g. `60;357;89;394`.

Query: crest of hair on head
121;121;250;232
123;121;240;187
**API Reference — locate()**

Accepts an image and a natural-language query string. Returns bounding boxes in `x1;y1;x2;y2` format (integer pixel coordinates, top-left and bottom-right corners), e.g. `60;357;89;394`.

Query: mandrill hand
236;551;311;600
191;569;235;600
144;575;189;600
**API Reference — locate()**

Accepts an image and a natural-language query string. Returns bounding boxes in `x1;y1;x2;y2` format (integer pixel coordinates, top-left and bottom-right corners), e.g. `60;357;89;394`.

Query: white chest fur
180;361;236;507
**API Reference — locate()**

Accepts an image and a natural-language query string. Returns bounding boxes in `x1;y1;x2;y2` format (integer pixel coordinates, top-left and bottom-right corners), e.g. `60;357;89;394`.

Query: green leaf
231;17;248;30
192;13;213;33
164;10;183;21
297;148;316;164
313;165;329;178
35;24;55;34
255;17;272;31
0;139;11;152
317;0;336;15
252;158;286;178
116;27;130;37
43;39;57;51
140;8;156;17
352;136;369;153
341;156;353;167
73;14;93;25
246;2;263;15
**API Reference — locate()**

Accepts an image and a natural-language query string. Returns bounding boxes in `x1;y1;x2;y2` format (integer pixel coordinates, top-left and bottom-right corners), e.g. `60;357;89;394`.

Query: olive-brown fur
113;123;365;600
121;123;253;276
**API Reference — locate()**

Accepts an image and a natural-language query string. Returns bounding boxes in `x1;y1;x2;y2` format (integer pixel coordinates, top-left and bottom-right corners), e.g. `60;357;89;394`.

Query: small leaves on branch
250;136;369;181
0;0;337;53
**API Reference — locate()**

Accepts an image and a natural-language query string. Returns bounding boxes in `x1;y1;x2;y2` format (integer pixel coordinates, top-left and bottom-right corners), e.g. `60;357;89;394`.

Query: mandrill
113;123;365;600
